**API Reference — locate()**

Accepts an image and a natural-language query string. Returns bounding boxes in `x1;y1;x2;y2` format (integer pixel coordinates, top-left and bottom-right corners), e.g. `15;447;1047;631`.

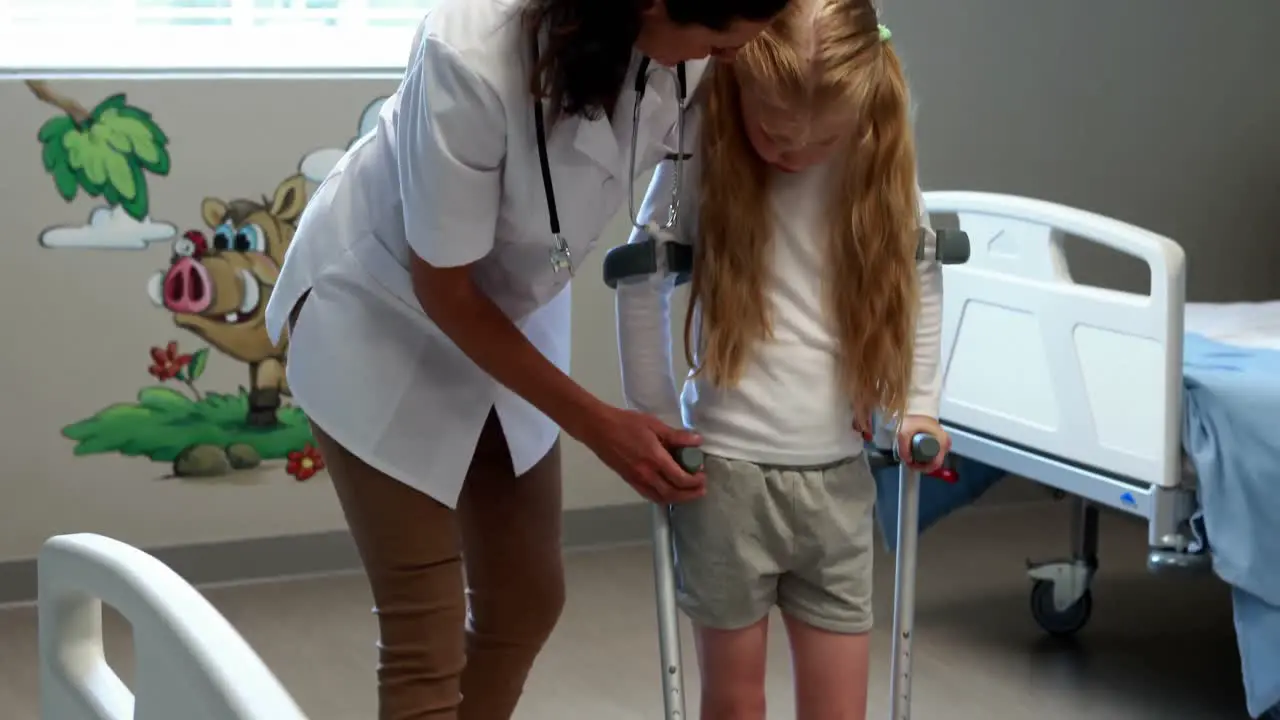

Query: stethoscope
532;39;688;275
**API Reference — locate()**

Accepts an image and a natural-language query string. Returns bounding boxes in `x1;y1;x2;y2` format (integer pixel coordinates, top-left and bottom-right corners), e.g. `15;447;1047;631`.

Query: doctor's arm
400;38;701;502
616;161;687;429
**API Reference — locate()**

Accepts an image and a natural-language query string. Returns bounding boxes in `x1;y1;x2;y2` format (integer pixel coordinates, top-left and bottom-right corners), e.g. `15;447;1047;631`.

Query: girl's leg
782;613;870;720
694;618;771;720
313;421;467;720
671;455;785;720
775;457;878;720
454;411;566;720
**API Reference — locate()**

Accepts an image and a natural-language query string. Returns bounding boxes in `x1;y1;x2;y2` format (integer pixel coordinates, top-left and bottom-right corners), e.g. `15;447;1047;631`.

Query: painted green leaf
61;129;86;165
80;143;109;186
146;144;171;175
103;147;137;201
187;348;210;382
116;163;149;220
93;110;136;154
137;385;196;414
89;93;129;120
105;105;170;165
41;136;64;172
51;162;78;202
102;180;122;209
37;115;75;144
111;108;171;174
115;104;168;144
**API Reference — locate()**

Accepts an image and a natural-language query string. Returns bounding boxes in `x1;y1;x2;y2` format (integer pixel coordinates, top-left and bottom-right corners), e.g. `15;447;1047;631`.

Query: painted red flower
286;444;326;481
148;342;193;381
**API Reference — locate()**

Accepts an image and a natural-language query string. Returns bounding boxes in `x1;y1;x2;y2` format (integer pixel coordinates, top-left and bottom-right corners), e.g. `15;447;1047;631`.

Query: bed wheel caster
1026;560;1095;637
1029;579;1093;637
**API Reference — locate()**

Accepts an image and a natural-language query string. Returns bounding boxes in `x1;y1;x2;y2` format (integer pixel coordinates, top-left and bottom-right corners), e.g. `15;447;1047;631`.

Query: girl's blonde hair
686;0;920;421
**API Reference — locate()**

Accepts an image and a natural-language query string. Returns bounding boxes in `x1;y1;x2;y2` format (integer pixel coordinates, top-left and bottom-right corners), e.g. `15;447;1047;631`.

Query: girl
616;1;949;717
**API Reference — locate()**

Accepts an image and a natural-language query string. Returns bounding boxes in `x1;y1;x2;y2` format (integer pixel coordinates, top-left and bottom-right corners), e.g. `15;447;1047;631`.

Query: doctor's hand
579;408;706;505
897;415;951;474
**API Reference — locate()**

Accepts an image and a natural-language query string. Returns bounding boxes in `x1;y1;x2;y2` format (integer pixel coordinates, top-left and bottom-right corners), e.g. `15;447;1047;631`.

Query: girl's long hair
686;0;920;421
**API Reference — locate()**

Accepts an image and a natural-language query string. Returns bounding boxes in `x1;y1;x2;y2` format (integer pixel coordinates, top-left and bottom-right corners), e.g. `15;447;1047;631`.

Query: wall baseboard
0;477;1051;606
0;502;653;606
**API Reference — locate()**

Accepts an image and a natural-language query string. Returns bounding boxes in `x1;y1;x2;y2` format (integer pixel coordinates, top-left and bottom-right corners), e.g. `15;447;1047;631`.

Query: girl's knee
702;686;766;720
695;619;769;720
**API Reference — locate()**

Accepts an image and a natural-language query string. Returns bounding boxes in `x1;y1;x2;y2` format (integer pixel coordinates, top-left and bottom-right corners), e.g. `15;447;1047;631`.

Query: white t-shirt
616;150;943;467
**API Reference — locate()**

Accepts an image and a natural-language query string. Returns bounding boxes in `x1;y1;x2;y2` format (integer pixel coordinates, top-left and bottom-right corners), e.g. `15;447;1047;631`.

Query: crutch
652;446;704;719
885;432;945;720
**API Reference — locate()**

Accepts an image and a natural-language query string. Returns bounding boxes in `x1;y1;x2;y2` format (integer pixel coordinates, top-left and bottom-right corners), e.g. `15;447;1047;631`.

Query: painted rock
173;444;232;477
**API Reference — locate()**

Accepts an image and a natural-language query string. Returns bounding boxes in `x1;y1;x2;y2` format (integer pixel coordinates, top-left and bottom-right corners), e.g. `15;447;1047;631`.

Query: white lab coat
263;0;704;507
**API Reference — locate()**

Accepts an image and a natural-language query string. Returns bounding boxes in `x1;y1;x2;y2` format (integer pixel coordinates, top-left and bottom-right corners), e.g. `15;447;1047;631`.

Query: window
0;0;438;73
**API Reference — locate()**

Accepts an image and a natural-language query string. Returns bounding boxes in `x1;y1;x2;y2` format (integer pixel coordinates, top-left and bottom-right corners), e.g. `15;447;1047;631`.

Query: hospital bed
923;190;1200;632
36;533;305;719
916;191;1280;718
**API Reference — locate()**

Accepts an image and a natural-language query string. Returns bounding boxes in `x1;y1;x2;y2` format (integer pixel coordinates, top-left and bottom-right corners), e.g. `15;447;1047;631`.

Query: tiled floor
0;501;1249;719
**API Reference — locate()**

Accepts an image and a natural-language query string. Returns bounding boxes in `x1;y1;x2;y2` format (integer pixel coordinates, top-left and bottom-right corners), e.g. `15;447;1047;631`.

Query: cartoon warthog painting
147;174;307;427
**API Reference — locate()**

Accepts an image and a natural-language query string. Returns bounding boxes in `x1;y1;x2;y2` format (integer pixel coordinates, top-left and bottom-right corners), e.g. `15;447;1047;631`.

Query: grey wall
889;0;1280;299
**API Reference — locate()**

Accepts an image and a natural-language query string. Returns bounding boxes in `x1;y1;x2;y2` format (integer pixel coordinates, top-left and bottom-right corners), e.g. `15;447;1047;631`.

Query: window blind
0;0;436;72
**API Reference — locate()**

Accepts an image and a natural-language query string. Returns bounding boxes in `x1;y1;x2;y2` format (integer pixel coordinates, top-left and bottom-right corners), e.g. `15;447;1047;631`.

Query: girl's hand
897;415;951;474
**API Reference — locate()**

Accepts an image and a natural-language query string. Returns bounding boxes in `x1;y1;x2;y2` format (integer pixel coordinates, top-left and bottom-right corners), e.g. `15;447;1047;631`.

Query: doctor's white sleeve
396;35;506;268
615;160;692;429
907;186;945;419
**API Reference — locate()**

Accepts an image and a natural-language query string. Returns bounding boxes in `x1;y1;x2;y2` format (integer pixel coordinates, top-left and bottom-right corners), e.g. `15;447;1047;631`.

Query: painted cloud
39;205;178;250
299;96;391;184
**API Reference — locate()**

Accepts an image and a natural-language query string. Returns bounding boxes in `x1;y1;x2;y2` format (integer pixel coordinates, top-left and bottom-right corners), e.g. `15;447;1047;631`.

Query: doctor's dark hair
686;0;922;422
522;0;787;120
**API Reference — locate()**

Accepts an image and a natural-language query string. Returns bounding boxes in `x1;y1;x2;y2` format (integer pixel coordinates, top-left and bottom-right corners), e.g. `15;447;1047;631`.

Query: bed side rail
923;191;1186;491
38;533;307;720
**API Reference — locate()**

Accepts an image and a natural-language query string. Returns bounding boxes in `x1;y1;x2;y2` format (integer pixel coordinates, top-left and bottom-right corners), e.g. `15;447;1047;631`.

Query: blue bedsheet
1183;333;1280;717
872;332;1280;717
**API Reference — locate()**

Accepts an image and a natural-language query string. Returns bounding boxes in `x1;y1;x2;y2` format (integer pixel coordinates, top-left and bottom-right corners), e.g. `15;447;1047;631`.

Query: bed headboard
38;533;307;720
923;191;1186;489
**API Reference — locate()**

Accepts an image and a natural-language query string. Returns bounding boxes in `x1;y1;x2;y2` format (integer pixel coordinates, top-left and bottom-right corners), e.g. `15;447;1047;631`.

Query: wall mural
30;80;390;483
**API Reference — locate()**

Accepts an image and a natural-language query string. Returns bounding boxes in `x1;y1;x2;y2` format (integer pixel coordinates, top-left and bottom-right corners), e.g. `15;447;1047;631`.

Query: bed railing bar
945;425;1153;517
942;422;1147;490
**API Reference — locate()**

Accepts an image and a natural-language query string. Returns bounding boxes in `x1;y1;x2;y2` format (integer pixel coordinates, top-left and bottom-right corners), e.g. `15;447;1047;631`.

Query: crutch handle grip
897;432;941;466
669;446;705;473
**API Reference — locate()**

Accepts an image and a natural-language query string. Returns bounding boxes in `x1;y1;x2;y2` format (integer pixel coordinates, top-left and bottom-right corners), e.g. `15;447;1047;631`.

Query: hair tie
878;24;893;42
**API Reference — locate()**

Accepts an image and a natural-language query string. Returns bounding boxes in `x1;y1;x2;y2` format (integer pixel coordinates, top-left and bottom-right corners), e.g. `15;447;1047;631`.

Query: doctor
263;0;786;717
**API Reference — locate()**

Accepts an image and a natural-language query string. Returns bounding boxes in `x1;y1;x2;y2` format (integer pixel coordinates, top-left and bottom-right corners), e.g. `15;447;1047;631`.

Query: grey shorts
670;454;876;635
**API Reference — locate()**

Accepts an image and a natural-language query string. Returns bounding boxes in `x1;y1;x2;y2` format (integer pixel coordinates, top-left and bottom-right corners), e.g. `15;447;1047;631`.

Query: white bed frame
37;533;306;720
925;190;1207;635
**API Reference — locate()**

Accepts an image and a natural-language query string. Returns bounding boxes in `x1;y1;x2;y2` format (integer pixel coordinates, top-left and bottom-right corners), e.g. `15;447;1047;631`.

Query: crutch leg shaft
889;464;922;720
651;503;687;719
888;431;938;720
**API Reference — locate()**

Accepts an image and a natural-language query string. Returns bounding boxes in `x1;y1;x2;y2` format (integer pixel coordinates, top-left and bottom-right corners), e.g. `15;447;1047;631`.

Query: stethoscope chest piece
548;234;573;275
